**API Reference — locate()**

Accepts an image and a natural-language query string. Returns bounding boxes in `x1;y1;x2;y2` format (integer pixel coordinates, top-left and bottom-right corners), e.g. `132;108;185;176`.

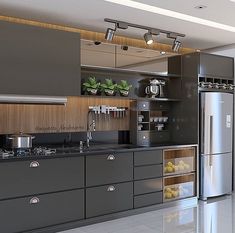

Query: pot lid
10;133;34;138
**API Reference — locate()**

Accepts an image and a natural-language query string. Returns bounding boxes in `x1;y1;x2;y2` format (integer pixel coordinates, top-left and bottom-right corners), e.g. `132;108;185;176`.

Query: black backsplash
0;131;130;148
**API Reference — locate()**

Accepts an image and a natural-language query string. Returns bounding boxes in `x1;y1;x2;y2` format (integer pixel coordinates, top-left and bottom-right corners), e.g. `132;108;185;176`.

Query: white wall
205;44;235;190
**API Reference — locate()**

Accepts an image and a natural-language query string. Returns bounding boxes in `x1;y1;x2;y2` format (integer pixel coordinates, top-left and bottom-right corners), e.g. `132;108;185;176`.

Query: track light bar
104;18;185;38
104;18;185;50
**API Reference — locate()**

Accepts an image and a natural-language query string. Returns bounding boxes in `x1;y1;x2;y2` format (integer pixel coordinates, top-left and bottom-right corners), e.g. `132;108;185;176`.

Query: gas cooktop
0;147;56;158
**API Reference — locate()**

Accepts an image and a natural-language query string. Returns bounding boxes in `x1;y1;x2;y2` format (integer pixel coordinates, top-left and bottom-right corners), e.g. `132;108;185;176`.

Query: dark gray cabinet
200;53;234;78
134;178;163;195
0;157;84;200
0;189;84;233
134;192;162;208
86;182;133;218
134;150;163;166
86;152;133;187
0;20;81;96
134;164;162;180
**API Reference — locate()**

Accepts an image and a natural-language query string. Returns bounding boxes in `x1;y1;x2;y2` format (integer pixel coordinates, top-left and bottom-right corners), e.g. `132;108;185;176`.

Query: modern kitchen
0;1;234;233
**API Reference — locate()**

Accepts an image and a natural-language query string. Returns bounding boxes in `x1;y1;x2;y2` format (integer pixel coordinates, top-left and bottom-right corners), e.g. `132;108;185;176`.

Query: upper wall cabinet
0;21;81;96
199;53;234;79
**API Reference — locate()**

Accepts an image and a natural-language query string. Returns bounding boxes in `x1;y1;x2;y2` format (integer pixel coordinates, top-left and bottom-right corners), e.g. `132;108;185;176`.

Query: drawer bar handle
30;161;40;168
30;197;40;205
107;155;115;161
107;186;116;192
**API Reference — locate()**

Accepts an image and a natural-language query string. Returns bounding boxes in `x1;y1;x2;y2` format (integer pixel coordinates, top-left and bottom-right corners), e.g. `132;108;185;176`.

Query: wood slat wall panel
0;97;131;134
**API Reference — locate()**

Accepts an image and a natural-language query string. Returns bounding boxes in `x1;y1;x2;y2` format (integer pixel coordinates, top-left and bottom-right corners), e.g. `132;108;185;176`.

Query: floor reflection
199;195;233;233
60;194;234;233
163;207;197;233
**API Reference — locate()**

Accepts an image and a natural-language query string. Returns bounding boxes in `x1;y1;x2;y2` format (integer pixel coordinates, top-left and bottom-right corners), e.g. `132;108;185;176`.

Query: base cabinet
0;145;197;233
0;189;84;233
86;182;133;218
0;156;84;200
134;192;163;208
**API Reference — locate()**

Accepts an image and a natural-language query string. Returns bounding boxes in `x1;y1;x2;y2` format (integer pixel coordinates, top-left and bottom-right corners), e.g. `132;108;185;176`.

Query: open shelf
163;173;195;202
163;147;196;176
80;95;181;102
82;65;182;78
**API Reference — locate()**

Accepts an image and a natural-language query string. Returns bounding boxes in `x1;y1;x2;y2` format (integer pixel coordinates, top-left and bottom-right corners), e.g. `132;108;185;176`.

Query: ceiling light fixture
144;31;154;45
167;33;182;52
104;0;235;33
105;28;116;41
104;18;185;49
172;39;182;52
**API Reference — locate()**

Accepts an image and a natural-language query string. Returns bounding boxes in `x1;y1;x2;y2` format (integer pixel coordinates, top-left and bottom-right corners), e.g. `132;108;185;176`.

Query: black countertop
0;143;198;162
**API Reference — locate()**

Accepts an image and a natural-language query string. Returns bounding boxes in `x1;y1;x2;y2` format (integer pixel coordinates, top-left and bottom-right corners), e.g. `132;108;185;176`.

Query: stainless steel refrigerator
200;92;233;200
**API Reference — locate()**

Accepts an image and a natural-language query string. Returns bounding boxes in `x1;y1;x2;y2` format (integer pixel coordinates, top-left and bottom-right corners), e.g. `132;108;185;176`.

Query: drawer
0;189;84;233
86;182;133;218
136;101;150;111
86;152;133;187
134;178;163;195
0;157;84;200
137;132;150;146
134;192;163;208
134;164;162;180
134;150;162;166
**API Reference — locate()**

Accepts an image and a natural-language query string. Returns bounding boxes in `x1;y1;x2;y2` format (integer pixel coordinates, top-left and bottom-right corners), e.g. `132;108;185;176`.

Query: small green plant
117;80;132;96
100;79;117;96
117;80;132;91
82;76;100;95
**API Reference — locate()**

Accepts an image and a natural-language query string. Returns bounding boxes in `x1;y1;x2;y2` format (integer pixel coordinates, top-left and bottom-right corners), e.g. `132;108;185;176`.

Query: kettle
145;79;160;98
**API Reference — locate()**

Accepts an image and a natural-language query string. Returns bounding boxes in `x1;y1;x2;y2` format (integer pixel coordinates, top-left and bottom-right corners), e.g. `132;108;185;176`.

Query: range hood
0;94;67;105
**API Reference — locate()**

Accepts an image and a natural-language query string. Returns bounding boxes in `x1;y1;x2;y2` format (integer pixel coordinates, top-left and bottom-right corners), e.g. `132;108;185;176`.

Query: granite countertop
0;143;198;162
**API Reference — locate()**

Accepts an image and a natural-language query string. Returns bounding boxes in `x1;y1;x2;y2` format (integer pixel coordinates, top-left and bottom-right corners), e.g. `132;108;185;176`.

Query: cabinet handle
107;186;116;192
30;161;40;168
30;197;40;205
107;155;115;161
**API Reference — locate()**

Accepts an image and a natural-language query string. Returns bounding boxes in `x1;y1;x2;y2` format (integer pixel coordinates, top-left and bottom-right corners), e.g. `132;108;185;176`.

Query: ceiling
0;0;235;49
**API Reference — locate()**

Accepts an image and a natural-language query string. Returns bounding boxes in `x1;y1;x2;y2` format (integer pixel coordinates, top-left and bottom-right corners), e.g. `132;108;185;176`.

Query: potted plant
100;79;117;96
82;76;100;95
117;80;132;97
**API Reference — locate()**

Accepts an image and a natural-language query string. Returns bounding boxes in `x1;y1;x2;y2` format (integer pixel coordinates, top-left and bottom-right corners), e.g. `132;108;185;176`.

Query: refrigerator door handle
209;115;213;166
201;106;205;154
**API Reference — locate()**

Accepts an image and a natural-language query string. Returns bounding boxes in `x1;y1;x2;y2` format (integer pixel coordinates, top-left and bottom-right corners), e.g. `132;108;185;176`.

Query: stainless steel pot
7;133;35;149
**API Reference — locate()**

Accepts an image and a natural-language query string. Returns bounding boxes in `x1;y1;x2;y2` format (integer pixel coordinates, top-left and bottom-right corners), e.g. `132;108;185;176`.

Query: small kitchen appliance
145;79;160;98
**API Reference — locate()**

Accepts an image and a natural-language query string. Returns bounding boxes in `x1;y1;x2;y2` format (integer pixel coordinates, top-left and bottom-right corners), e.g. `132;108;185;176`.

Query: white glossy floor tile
60;194;235;233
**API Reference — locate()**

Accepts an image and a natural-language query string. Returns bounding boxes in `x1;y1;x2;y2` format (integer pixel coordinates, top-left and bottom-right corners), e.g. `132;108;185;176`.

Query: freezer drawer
200;153;232;199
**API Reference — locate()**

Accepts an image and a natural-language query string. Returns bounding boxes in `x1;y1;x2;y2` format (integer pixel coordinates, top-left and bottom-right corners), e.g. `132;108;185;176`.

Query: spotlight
105;28;116;41
172;39;181;52
94;41;101;45
144;32;154;45
121;45;129;51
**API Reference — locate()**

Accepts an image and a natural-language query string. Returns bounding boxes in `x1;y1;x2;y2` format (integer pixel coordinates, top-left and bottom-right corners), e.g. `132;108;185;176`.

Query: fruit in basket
167;166;174;173
165;161;175;173
165;192;173;199
165;187;171;192
184;164;190;170
167;162;173;167
172;190;180;198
